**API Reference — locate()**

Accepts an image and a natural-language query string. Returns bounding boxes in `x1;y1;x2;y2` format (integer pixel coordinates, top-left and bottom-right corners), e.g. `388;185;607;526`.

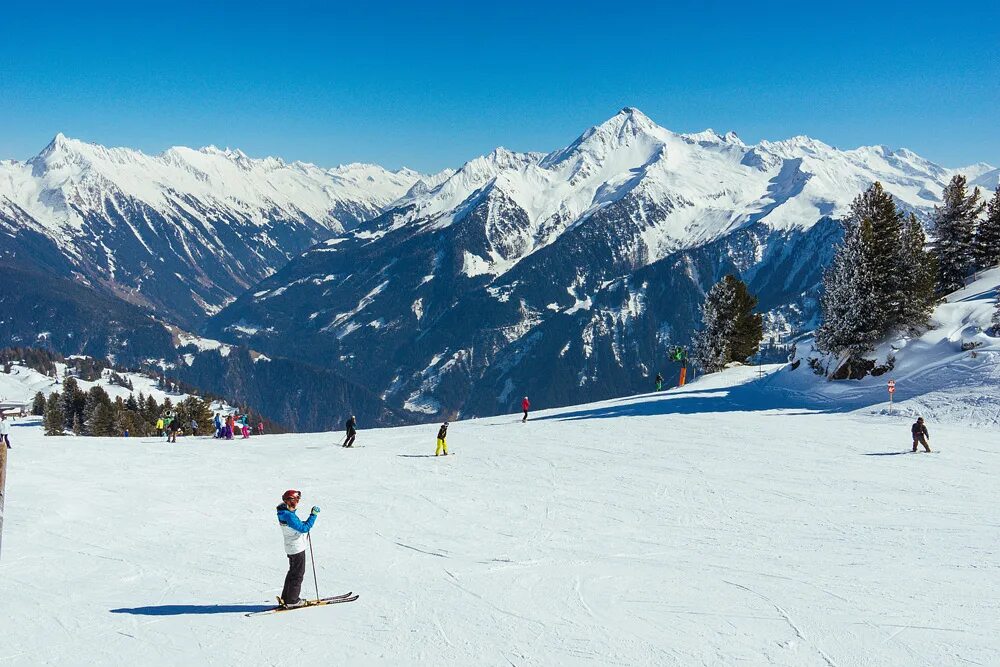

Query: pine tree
693;283;732;373
693;275;763;373
31;391;46;416
931;175;985;293
44;392;65;436
815;218;883;357
897;213;938;331
83;386;112;436
91;402;114;437
849;182;906;328
61;376;84;430
973;186;1000;271
72;413;82;436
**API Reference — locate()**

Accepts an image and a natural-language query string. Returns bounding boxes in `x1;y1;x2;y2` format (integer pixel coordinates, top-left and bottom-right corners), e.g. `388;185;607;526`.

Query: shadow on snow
109;603;272;616
537;375;850;423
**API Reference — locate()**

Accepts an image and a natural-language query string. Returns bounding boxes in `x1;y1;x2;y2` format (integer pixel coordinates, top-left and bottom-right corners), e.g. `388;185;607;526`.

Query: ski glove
310;506;321;515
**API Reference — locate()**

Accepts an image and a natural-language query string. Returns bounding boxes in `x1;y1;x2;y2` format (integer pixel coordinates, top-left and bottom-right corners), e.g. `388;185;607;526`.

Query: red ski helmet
282;489;302;502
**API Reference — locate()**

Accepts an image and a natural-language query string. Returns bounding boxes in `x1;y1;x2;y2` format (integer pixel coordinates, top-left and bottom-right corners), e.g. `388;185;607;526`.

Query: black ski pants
343;434;356;447
281;550;307;603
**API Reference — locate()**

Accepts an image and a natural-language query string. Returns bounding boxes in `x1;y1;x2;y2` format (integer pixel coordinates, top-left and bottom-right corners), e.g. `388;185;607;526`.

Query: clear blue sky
1;1;997;172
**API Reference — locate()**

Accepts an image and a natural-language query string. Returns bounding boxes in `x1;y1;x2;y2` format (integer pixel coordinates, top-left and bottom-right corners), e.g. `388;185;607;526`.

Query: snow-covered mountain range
2;108;996;427
0;134;447;326
207;108;995;420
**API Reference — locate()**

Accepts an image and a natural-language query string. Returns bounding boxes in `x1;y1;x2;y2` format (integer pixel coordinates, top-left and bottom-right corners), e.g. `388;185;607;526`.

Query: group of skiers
151;411;262;441
154;413;183;443
213;412;262;440
265;402;938;610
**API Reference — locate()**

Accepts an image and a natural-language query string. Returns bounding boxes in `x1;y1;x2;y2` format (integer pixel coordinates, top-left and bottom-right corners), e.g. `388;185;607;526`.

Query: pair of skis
246;591;359;617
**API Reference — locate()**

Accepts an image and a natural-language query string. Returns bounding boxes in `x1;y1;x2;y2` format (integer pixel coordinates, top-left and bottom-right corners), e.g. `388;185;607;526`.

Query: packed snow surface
2;366;997;665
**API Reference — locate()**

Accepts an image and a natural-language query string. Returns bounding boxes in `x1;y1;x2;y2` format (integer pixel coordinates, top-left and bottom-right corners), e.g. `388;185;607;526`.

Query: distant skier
214;413;222;439
257;421;265;436
167;418;179;443
1;414;11;449
435;421;449;456
156;416;164;437
162;415;172;441
911;417;931;452
521;397;530;423
343;415;357;448
225;414;234;440
276;489;320;609
190;418;198;437
655;373;663;391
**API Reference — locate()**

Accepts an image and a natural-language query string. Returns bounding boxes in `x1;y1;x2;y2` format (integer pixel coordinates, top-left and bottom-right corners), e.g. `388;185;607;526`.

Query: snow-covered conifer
931;175;985;293
973;186;1000;271
815;218;882;357
848;182;905;329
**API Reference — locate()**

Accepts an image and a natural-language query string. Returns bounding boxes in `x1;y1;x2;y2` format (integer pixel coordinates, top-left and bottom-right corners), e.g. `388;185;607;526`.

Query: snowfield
2;366;997;666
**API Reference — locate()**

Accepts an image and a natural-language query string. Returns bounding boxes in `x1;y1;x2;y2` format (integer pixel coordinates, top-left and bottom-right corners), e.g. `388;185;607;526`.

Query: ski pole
307;532;320;602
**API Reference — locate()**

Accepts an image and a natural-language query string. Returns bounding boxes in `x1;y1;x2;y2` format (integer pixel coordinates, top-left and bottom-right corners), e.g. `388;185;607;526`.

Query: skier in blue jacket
276;489;320;608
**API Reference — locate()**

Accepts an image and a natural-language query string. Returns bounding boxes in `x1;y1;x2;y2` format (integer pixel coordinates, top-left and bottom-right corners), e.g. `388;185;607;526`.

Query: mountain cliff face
0;135;441;327
208;108;989;419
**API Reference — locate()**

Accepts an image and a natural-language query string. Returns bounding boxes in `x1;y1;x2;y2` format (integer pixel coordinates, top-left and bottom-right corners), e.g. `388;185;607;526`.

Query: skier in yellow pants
435;421;449;456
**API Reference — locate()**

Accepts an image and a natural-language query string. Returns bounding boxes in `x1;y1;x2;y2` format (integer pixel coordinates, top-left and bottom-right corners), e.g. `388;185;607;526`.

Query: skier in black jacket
911;417;931;452
342;415;357;448
435;421;449;456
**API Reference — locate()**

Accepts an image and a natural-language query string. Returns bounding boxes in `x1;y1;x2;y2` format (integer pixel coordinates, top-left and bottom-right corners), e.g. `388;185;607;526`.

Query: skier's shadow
397;454;437;458
863;451;910;456
110;603;272;616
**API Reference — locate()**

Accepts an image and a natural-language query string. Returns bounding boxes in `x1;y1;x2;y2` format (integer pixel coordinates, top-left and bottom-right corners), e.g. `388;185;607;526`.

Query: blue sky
1;1;997;171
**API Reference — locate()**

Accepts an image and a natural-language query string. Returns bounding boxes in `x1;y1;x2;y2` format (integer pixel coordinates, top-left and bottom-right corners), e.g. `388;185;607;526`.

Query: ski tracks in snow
724;580;838;667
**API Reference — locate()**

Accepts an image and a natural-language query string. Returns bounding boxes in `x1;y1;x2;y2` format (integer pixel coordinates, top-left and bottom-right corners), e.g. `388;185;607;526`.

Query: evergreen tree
815;218;883;357
973;186;1000;271
849;182;906;328
31;391;46;416
693;275;763;373
931;175;985;293
83;386;112;436
175;396;214;435
44;392;65;436
125;393;139;412
61;376;85;430
897;213;938;331
72;413;82;436
91;401;115;437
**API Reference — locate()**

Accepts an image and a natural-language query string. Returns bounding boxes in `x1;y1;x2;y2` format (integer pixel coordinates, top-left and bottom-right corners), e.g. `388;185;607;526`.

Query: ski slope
2;366;997;666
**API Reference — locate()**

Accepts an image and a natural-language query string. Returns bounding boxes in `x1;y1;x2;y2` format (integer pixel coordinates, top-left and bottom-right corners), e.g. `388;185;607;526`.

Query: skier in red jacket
521;396;530;422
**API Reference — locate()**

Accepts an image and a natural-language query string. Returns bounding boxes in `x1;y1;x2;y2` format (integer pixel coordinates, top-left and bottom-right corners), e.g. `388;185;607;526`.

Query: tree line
34;377;218;437
815;178;1000;374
